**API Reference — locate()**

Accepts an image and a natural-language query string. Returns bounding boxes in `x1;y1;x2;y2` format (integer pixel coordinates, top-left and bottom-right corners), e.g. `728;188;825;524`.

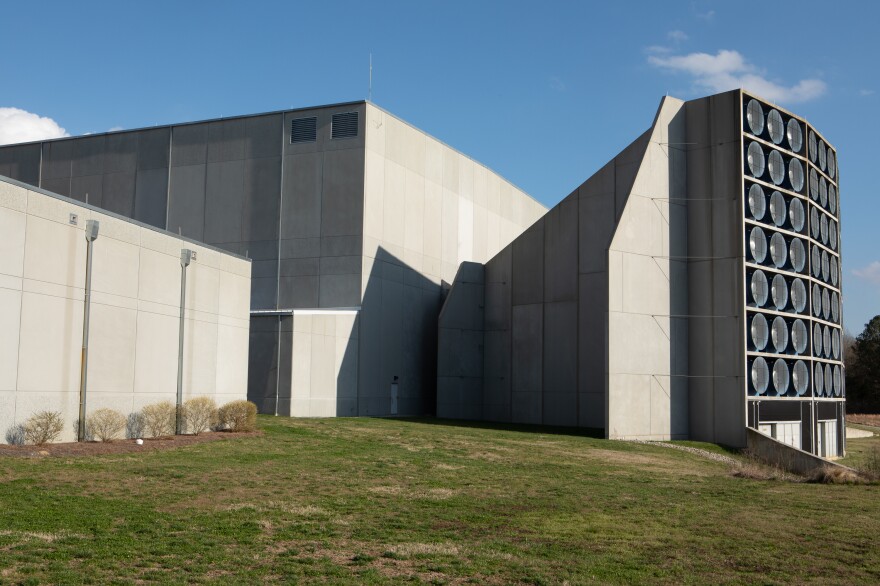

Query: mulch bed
0;430;262;458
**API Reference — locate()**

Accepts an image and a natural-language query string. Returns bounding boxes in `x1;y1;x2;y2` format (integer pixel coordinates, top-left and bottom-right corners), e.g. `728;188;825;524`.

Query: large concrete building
437;90;845;457
0;175;251;442
0;102;546;419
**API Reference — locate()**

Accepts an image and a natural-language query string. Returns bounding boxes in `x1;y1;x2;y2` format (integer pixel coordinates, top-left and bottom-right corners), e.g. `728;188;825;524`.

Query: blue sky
1;0;877;333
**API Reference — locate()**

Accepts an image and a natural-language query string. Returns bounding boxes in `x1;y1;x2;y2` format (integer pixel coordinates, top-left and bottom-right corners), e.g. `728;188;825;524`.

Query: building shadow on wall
339;246;446;417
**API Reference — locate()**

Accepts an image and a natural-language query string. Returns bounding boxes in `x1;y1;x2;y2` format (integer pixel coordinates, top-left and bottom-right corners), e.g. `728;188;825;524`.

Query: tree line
845;315;880;413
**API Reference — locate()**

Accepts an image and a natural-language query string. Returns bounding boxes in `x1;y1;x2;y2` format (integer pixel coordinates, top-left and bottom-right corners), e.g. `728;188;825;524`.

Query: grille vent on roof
331;111;359;139
290;117;317;144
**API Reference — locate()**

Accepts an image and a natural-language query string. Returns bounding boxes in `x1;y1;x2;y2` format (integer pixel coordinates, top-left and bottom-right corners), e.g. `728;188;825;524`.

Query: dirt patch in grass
0;430;261;458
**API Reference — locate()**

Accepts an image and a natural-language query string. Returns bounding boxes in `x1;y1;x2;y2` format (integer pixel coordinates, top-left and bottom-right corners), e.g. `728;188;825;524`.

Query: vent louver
290;117;317;144
331;111;359;139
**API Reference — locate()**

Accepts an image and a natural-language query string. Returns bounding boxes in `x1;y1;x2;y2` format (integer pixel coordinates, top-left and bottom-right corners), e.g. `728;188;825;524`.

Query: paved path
629;440;739;466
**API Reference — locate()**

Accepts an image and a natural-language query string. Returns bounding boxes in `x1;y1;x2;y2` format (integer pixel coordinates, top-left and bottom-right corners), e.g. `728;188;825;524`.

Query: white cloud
667;30;688;43
853;261;880;285
697;10;715;20
0;107;68;145
108;126;124;132
648;49;827;104
860;89;875;97
645;45;672;55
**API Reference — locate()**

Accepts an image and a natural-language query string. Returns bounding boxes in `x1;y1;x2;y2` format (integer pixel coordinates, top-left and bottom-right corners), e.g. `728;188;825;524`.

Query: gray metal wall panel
281;153;322;240
71;135;105;177
242;156;281;241
70;175;103;207
104;133;138;174
137;128;171;170
171;123;208;167
40;177;71;197
321;148;364;237
134;167;169;228
203;160;244;244
167;164;206;240
101;171;136;217
41;141;72;181
207;119;246;163
0;144;39;186
244;114;282;159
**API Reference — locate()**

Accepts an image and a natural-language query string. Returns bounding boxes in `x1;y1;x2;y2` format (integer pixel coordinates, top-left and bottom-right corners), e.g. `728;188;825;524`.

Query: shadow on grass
383;416;605;439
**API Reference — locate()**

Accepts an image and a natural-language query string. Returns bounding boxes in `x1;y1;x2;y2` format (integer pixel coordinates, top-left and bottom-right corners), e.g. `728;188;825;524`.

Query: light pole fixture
78;220;100;442
176;248;193;435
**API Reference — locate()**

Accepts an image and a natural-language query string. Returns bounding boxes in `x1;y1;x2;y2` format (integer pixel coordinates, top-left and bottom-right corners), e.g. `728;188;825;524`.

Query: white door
820;420;837;457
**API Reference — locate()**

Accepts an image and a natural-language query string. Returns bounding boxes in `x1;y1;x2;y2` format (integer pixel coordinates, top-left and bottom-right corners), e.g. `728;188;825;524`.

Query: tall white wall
358;104;546;415
0;177;251;443
606;97;689;440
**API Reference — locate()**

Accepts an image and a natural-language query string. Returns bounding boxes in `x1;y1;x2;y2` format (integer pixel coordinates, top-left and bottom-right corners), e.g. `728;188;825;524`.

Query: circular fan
829;185;837;215
823;326;832;358
748;183;766;220
770;232;787;268
833;365;842;397
749;226;768;263
809;168;819;200
747;99;765;135
771;274;789;310
772;316;789;352
827;149;836;179
830;256;839;286
819;177;828;208
751;313;769;351
767;110;785;144
748;142;765;178
792;319;808;354
791;278;807;312
829;221;838;251
769;191;786;226
787;118;803;152
793;360;809;395
790;238;805;272
821;250;830;282
812;283;822;317
824;361;833;392
768;150;785;185
833;328;840;359
831;291;840;323
789;197;805;232
814;362;825;396
751;270;769;307
773;359;790;395
822;287;831;320
810;207;820;239
788;158;804;192
809;130;818;163
811;245;821;278
752;357;770;394
818;139;827;171
813;321;823;357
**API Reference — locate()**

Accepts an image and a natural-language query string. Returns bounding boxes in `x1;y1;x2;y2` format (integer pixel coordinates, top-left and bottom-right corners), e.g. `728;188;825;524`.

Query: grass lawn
1;416;878;585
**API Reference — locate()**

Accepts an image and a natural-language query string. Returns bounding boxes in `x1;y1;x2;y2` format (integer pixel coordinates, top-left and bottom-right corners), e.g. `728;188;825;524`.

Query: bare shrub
23;411;64;445
184;397;218;435
806;465;864;484
141;401;176;438
5;423;26;446
126;412;145;439
731;461;782;481
86;409;126;442
217;400;257;432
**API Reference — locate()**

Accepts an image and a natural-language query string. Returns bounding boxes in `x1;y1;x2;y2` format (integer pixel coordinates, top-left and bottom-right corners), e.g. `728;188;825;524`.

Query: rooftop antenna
369;52;373;101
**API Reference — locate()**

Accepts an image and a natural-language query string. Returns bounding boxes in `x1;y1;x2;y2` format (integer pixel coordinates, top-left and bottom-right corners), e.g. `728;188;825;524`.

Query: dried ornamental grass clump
87;409;127;442
218;400;257;432
23;411;64;445
184;397;218;435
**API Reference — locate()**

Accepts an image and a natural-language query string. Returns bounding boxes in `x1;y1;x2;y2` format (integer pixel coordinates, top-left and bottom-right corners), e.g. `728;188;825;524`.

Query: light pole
78;220;100;442
176;249;193;435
